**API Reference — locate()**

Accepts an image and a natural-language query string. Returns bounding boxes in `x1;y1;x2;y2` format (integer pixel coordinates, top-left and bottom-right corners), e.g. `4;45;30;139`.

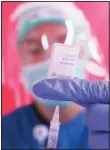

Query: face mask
22;61;72;107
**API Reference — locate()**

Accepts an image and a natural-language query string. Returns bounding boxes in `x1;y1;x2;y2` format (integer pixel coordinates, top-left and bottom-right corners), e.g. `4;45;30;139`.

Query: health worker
2;2;108;149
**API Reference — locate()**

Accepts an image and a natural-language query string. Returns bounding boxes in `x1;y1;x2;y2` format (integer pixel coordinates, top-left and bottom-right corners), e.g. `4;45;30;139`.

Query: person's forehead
24;23;67;39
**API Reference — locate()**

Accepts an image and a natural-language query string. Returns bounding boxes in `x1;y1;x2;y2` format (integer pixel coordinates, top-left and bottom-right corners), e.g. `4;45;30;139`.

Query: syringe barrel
47;127;60;148
47;105;60;149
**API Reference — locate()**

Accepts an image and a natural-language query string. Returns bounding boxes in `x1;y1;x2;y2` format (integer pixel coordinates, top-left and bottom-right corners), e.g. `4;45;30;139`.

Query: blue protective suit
2;103;90;149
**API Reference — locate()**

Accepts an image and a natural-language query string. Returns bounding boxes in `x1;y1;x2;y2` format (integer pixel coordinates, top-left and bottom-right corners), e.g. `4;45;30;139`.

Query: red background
2;2;109;115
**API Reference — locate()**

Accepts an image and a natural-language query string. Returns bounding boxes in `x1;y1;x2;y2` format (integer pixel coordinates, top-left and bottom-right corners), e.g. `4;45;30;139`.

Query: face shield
8;2;104;93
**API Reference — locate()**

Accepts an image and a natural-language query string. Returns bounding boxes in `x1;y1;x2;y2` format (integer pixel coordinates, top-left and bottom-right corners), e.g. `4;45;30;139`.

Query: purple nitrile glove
33;78;109;149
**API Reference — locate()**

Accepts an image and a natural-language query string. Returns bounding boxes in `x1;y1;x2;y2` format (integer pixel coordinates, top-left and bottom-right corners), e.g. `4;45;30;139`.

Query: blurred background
2;2;109;116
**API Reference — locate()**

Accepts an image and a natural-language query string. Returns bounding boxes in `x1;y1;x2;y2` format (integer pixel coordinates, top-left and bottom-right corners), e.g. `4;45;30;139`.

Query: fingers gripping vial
47;106;60;149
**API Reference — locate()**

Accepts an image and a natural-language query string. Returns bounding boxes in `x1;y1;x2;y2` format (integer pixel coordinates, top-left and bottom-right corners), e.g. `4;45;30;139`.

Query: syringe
47;105;60;149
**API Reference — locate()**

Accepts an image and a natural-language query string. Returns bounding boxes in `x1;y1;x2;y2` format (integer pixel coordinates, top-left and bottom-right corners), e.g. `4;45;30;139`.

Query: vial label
47;106;60;149
47;128;59;148
48;43;80;79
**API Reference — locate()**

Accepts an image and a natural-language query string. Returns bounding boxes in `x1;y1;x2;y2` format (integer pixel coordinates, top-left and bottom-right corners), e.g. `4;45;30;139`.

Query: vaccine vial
47;106;60;149
48;43;80;79
47;43;80;148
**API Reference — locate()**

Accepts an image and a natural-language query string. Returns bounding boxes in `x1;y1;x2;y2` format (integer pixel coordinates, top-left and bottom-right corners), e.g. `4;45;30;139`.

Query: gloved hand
33;78;109;149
